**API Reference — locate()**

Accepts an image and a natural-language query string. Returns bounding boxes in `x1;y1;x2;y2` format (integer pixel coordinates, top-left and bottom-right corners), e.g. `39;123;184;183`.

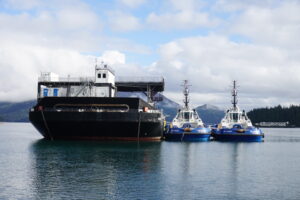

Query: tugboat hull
164;127;211;141
211;128;264;142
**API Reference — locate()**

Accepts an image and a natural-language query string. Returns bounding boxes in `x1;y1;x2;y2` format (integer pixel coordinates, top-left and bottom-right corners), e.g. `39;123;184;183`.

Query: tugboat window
232;113;239;122
103;73;106;78
184;112;190;120
98;73;101;78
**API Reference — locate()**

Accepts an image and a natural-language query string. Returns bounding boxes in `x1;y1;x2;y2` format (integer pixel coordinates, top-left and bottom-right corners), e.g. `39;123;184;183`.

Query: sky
0;0;300;110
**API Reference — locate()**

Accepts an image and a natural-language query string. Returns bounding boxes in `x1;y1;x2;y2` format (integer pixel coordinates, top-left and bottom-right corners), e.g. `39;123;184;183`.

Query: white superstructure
172;108;204;128
171;80;204;128
38;62;116;98
218;81;252;128
219;107;252;128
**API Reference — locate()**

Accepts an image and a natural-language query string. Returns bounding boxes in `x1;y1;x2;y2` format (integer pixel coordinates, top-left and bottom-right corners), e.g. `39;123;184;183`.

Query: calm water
0;123;300;200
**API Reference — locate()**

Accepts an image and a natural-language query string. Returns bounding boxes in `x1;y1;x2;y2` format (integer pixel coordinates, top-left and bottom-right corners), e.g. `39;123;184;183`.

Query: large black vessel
29;63;165;140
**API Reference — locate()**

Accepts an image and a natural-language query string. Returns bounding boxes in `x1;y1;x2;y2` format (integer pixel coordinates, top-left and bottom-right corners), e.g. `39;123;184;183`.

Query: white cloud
213;0;282;12
56;8;100;31
108;11;141;32
151;34;300;109
158;42;183;60
0;44;136;101
3;0;95;11
146;11;219;30
0;45;91;101
0;1;150;54
0;5;102;52
168;0;205;11
118;0;146;8
3;0;41;10
146;0;219;30
229;1;300;49
98;51;126;65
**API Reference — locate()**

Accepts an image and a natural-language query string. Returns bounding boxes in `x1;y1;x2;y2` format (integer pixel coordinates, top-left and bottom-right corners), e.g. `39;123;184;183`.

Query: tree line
247;105;300;126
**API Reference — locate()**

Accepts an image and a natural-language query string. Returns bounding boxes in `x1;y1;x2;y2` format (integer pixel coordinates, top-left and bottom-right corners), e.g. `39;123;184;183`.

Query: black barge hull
29;97;164;141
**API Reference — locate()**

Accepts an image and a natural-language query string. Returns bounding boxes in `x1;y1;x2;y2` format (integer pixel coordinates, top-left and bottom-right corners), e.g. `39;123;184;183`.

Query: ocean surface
0;123;300;200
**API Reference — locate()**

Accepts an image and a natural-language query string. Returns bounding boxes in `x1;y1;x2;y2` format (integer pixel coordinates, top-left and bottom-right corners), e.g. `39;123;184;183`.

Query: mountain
198;104;220;110
195;104;224;125
0;100;36;122
0;94;224;124
155;94;180;122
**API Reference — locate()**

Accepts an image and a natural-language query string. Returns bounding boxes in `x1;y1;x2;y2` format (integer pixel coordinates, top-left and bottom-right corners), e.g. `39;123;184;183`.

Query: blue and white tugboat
164;80;211;141
211;81;264;142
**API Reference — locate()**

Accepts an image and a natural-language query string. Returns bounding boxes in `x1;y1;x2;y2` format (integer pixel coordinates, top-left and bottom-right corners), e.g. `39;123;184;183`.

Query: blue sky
1;0;300;109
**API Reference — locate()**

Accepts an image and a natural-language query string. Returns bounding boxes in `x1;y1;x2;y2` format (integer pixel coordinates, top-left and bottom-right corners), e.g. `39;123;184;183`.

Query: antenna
95;58;98;69
181;80;191;109
231;80;238;109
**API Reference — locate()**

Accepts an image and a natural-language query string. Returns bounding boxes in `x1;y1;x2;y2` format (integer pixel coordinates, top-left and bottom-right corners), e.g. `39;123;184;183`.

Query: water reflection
26;129;300;200
2;123;300;200
159;141;264;200
159;142;216;199
30;139;163;200
263;128;300;142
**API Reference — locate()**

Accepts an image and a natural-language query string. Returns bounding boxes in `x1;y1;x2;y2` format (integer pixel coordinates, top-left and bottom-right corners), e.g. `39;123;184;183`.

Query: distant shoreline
258;126;298;128
0;121;29;123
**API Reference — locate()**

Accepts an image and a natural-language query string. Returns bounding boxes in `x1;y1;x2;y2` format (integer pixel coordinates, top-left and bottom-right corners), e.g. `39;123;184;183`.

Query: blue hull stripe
164;127;211;141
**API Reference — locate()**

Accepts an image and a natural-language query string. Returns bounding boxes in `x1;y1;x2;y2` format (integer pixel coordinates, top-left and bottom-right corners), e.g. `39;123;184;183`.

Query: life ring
236;129;245;133
184;128;191;132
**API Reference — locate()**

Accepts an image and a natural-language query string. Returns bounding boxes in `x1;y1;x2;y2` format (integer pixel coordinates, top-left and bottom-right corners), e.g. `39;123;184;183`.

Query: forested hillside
247;105;300;126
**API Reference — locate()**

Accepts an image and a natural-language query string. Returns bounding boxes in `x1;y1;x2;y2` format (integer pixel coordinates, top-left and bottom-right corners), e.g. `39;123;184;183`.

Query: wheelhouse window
231;113;239;122
103;73;106;78
183;112;191;120
98;73;101;78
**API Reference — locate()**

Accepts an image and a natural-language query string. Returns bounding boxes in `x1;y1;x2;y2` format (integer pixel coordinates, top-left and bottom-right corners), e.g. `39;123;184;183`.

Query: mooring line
137;112;142;142
181;132;185;141
41;109;53;140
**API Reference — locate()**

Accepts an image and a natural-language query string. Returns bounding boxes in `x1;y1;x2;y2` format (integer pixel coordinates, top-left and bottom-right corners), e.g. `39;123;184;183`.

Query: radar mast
182;80;191;109
231;80;238;109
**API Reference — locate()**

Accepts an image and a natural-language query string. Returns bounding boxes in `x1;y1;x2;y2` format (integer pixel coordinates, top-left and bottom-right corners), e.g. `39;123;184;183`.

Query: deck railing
38;77;95;82
39;76;164;83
